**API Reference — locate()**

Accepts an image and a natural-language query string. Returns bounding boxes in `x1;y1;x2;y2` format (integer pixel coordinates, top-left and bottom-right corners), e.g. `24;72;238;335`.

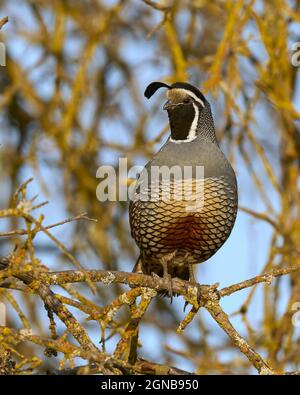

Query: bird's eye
183;97;191;104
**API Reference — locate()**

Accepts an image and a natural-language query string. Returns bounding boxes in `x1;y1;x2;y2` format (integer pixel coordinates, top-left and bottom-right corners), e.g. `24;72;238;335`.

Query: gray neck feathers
197;103;218;144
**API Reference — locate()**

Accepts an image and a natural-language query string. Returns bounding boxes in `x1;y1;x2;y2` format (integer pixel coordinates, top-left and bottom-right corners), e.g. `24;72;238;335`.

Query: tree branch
2;258;298;374
0;16;8;30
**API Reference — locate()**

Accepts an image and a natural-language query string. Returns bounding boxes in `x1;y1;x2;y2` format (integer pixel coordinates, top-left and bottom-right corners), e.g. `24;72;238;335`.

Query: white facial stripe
170;103;200;144
172;88;205;107
188;103;199;139
170;136;197;144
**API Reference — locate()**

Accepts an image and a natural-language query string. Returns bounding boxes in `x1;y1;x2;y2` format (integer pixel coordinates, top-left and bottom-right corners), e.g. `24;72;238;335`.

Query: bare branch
142;0;171;12
0;16;8;30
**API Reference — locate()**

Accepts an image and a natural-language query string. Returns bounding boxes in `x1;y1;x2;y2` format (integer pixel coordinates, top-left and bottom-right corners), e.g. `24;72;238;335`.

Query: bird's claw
163;273;173;303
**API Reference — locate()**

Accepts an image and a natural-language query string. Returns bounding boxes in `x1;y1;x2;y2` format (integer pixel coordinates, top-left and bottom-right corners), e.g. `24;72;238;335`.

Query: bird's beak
163;100;180;110
163;100;171;110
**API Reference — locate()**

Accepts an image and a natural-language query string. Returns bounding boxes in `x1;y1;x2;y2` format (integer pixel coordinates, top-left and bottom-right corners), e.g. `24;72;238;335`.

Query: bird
129;81;238;297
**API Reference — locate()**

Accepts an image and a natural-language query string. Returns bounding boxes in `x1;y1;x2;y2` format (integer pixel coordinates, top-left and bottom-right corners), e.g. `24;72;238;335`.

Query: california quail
129;82;238;295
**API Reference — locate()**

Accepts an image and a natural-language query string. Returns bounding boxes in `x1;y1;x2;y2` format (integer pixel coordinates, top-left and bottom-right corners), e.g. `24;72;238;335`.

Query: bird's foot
183;253;196;283
151;272;161;280
152;270;173;301
161;262;173;302
160;251;177;302
188;263;197;285
164;272;173;302
183;257;201;311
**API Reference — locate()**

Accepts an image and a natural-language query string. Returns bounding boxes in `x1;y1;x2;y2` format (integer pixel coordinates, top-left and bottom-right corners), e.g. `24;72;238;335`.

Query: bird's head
144;81;212;143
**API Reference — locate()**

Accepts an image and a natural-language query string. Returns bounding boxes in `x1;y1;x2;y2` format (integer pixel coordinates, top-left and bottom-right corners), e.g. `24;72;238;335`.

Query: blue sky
0;0;297;372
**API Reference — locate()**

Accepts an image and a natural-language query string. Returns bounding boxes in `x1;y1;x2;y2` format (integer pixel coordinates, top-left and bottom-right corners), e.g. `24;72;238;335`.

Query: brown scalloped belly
129;177;237;276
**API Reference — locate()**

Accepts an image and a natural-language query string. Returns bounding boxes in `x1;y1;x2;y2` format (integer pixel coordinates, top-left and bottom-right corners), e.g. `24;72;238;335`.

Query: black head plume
144;81;171;99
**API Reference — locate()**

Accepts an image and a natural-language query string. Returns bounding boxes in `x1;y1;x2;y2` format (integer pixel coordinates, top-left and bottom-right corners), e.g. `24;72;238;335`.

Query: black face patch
168;103;196;141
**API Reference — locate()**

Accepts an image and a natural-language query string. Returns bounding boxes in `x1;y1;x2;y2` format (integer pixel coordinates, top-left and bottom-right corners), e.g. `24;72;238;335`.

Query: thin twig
219;266;300;297
142;0;171;12
240;206;280;230
13;178;34;202
0;212;97;237
0;17;8;30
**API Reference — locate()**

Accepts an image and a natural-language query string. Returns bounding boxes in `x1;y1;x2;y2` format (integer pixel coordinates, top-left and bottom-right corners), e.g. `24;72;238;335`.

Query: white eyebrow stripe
172;88;205;107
